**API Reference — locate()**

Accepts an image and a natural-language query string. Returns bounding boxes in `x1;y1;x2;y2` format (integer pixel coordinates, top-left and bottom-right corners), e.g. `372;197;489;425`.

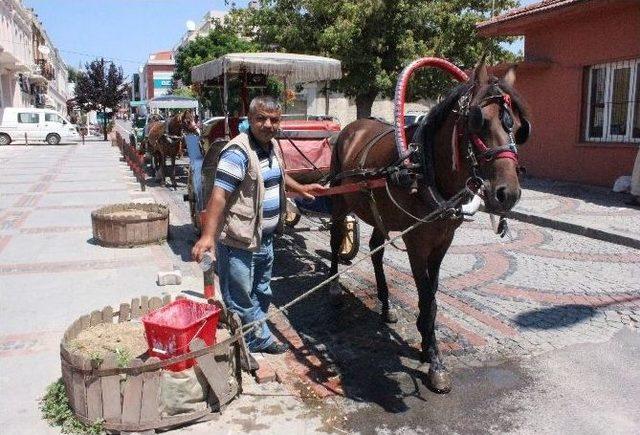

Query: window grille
584;58;640;144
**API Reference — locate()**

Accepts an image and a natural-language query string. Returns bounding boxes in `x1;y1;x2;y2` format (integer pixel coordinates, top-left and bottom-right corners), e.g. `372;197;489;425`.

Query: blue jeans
216;235;275;352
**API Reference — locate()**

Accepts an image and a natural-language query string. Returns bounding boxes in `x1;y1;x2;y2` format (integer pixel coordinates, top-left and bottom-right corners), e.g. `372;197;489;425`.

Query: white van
0;107;80;145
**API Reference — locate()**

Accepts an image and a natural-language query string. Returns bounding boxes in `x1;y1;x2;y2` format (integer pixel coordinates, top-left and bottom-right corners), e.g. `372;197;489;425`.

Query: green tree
75;58;126;140
170;86;196;98
173;17;261;115
246;0;519;118
67;66;79;83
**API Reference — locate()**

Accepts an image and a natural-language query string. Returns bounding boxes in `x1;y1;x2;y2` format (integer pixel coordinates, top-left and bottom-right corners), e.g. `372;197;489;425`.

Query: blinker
500;106;514;133
515;118;531;144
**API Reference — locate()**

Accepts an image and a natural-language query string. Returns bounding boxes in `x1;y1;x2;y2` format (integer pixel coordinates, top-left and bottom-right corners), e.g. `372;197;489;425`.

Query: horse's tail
329;131;343;187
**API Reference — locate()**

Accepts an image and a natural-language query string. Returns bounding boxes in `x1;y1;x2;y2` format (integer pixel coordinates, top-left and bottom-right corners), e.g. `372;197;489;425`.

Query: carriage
184;52;360;261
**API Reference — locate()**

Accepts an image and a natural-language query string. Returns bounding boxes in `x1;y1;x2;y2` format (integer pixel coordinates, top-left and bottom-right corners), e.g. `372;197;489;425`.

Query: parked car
0;107;80;145
404;111;428;126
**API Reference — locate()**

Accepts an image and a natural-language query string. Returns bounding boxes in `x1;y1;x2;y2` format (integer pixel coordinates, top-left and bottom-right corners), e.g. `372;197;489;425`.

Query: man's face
249;107;281;145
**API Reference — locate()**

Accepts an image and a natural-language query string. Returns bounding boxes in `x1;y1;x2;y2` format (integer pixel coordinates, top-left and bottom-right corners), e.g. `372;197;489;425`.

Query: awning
148;95;198;110
191;52;342;84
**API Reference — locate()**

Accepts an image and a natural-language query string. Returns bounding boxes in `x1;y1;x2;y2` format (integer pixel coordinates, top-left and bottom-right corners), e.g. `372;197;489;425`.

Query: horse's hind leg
369;229;397;323
159;154;167;186
329;198;348;303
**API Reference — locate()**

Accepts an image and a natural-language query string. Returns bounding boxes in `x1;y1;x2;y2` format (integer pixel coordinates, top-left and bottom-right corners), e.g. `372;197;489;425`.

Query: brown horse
147;109;199;188
328;63;530;393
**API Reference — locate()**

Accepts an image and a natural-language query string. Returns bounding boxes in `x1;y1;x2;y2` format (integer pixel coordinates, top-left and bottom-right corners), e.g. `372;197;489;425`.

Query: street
1;130;638;433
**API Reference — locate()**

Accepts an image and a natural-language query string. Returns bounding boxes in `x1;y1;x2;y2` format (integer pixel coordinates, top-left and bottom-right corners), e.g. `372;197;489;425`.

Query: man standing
192;96;325;359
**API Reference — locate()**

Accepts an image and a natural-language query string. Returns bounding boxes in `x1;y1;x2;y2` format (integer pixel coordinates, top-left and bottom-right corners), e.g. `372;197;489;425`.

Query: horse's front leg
405;234;453;394
369;229;397;323
170;154;177;190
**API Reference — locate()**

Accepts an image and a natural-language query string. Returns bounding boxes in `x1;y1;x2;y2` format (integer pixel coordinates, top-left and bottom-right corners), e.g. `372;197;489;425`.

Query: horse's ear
504;66;516;87
472;55;489;86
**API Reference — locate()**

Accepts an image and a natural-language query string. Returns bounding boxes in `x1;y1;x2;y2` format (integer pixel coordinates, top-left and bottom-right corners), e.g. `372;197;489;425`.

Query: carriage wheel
338;215;360;262
187;169;201;234
284;210;301;227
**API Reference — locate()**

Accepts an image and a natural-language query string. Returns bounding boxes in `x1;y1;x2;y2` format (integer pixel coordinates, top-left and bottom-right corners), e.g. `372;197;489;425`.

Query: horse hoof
381;307;398;323
427;368;452;394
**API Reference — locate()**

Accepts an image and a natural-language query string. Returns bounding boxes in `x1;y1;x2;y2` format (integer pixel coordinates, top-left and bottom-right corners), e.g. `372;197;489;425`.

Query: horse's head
179;109;199;134
463;62;530;213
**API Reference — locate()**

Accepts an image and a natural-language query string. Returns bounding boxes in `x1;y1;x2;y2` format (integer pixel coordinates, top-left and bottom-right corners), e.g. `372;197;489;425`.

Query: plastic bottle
199;251;214;272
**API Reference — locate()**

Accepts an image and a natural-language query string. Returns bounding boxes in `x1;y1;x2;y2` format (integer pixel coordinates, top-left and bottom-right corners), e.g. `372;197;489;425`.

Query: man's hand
192;236;215;263
300;183;328;200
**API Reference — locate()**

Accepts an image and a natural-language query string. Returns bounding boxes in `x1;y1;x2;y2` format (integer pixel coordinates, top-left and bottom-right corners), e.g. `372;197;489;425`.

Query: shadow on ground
270;232;425;413
514;304;597;330
167;223;198;262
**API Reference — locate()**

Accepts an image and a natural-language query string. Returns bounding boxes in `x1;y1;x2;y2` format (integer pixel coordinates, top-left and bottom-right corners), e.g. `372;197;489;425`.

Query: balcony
33;59;56;81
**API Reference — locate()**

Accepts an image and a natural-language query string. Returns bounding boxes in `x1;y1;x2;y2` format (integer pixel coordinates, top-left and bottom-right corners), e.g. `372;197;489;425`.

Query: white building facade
0;0;70;115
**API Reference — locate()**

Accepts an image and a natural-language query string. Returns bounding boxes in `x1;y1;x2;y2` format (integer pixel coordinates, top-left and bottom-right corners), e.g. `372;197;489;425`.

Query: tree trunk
355;91;377;119
102;110;108;141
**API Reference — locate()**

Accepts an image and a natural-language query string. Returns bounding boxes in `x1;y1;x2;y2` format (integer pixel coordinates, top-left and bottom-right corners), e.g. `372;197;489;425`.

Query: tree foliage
173;16;262;115
75;58;126;139
174;20;259;86
244;0;519;118
66;66;79;83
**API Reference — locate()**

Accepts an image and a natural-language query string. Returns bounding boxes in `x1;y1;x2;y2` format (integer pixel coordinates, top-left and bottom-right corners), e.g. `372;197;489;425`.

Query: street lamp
186;20;196;31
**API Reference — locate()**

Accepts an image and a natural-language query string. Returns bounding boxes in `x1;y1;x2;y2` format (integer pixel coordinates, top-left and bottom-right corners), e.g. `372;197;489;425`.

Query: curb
505;210;640;250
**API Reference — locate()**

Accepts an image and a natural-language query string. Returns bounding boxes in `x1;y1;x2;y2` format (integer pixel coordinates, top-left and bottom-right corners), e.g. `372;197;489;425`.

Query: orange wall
515;3;640;187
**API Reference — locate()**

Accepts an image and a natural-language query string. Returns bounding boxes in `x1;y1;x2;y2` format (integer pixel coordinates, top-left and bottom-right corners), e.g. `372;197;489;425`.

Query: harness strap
357;128;395;239
357;128;395;168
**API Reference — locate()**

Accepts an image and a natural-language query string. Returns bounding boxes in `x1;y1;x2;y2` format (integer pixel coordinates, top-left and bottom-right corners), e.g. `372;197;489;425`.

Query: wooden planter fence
113;131;146;191
60;295;250;433
91;203;169;247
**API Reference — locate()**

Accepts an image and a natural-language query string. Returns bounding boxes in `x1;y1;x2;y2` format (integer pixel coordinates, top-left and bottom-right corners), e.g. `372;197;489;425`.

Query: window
45;113;63;123
18;113;39;123
585;59;640;143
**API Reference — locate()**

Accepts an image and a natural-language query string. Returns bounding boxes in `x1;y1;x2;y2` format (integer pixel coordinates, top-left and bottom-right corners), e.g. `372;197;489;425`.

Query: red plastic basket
142;299;221;371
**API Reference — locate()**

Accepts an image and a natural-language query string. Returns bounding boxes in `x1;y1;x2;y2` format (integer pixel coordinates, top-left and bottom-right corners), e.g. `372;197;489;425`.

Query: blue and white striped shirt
214;139;282;235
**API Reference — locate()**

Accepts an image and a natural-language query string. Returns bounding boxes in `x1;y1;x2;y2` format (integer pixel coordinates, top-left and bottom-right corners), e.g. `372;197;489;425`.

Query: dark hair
249;96;281;114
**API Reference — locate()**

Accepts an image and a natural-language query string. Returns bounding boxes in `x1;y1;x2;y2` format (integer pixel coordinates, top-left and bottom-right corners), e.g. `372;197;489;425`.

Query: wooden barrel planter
91;203;169;247
60;295;250;433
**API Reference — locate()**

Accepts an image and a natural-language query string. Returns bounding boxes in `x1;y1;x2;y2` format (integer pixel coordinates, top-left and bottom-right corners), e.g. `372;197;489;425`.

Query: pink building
477;0;640;187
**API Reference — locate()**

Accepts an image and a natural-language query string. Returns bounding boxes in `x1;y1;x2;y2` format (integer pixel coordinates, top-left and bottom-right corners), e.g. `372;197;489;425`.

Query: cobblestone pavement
511;177;640;246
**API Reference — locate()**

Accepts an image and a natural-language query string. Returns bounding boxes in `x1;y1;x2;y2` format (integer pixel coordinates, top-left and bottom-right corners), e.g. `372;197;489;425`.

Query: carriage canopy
190;52;342;84
148;95;199;110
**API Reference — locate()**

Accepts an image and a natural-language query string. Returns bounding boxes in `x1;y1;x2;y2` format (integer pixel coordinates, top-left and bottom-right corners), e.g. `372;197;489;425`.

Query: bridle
455;85;525;175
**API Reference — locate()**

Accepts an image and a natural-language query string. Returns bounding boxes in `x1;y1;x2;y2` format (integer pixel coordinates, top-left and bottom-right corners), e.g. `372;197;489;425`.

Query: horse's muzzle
484;181;521;213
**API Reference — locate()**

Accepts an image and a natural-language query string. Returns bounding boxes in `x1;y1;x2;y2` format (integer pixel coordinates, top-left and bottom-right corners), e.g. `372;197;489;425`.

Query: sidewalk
508;177;640;249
